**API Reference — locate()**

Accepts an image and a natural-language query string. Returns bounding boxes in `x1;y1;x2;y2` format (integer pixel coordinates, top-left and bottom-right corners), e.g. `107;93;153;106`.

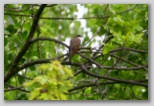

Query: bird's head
74;35;82;43
75;35;82;38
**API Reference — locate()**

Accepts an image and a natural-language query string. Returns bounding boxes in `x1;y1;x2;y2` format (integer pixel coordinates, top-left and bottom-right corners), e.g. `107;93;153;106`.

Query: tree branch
30;37;69;48
110;47;148;53
109;53;148;71
18;54;67;71
4;83;30;93
109;53;140;67
4;4;47;83
78;52;148;70
4;5;137;21
69;79;147;93
69;81;116;93
80;64;148;87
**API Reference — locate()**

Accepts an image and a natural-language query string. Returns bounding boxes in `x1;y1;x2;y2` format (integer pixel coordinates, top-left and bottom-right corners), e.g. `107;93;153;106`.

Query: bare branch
109;53;148;71
80;64;148;87
18;54;67;70
17;74;33;80
4;84;30;93
110;48;148;53
69;81;116;93
4;5;137;21
30;37;69;49
69;79;147;93
109;53;140;67
78;52;148;71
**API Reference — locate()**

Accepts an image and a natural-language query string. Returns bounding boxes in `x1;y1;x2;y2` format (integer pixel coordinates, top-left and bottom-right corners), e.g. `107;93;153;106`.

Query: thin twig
4;84;30;93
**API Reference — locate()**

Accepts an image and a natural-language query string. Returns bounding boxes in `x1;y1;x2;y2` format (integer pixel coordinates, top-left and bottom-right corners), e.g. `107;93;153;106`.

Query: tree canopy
4;4;148;100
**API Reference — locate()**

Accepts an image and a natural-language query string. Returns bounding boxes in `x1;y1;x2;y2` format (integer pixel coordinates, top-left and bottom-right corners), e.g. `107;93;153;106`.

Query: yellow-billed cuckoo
69;35;82;62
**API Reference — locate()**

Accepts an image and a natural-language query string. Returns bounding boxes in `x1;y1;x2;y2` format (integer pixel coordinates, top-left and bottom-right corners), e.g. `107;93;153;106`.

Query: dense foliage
4;4;148;100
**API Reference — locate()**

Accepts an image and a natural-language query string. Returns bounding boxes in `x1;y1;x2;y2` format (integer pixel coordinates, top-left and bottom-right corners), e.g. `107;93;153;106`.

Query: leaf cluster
23;61;73;100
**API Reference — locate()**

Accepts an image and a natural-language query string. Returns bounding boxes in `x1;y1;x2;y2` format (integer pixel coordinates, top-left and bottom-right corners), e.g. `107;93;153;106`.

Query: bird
69;35;82;62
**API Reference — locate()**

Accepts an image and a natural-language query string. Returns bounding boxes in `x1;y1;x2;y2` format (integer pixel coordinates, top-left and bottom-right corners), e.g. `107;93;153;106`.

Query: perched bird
69;35;82;62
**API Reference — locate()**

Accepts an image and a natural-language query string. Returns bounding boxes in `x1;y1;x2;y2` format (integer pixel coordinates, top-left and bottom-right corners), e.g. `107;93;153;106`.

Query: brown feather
69;35;81;61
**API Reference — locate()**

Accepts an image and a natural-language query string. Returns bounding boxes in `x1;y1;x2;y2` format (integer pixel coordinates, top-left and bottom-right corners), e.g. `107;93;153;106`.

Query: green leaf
39;93;49;100
4;36;8;46
134;33;143;44
29;90;40;100
18;75;25;84
103;43;114;54
84;87;91;94
23;81;34;87
4;30;11;35
7;16;15;25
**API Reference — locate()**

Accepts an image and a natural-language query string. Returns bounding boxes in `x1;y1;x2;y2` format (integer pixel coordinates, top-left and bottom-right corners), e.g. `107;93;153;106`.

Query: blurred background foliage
4;4;148;100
